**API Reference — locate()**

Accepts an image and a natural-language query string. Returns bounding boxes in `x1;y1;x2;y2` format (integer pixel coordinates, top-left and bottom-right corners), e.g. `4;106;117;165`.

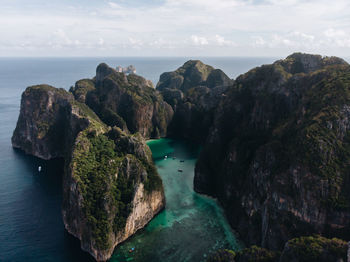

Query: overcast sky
1;0;350;57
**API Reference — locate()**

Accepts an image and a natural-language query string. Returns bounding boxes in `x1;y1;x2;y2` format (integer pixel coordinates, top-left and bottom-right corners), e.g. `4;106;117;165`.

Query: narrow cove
111;138;242;262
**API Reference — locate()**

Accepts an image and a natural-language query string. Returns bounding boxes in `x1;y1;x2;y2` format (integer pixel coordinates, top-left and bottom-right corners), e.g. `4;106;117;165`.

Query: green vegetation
84;66;172;138
26;84;69;96
70;79;96;103
236;246;278;262
208;246;277;262
209;236;346;262
283;235;347;262
207;249;236;262
72;132;122;249
228;62;350;210
71;126;162;250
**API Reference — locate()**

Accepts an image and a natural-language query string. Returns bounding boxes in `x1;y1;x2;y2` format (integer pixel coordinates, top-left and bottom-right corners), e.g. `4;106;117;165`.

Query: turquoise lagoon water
0;57;278;261
111;139;242;261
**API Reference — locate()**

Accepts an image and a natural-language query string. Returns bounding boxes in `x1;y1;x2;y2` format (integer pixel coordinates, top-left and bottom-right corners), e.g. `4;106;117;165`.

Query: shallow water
111;139;242;262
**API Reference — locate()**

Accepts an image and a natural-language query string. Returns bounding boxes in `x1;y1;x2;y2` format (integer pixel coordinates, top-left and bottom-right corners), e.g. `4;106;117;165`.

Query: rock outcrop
195;53;350;250
12;84;165;261
208;235;347;262
12;85;75;159
156;60;233;142
70;79;96;103
279;235;347;262
82;63;173;138
63;126;165;261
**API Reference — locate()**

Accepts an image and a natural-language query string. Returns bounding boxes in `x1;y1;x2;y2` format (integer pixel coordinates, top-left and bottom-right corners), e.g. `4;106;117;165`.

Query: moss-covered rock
235;246;278;262
195;53;350;250
157;60;233;142
70;79;96;103
280;235;347;262
85;63;173;138
157;60;232;92
207;249;236;262
210;236;346;262
12;85;77;159
63;126;164;261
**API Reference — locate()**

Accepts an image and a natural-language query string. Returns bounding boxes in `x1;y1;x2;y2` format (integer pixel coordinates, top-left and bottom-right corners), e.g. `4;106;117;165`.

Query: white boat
38;166;42;172
164;155;167;159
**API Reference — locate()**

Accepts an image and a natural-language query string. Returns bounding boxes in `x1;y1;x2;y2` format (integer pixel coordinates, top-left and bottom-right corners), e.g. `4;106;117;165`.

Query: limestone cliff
12;85;165;261
63;126;165;261
195;53;350;250
12;85;75;159
156;60;233;142
75;63;174;138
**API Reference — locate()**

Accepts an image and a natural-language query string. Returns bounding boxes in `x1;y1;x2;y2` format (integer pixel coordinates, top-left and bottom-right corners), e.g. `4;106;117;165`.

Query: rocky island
12;53;350;261
12;67;167;261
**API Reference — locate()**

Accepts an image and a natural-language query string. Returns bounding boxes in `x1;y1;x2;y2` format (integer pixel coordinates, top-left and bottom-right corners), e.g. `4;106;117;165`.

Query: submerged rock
195;53;350;250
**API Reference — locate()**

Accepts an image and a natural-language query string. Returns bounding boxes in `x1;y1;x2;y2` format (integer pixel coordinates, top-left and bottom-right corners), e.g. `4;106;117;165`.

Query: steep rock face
12;85;81;159
63;127;165;261
12;85;165;261
84;63;173;138
156;60;233;142
195;53;350;250
70;79;96;103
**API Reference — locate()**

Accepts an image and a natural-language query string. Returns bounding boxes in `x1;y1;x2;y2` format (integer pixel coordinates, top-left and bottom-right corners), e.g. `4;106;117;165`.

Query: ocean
0;57;278;261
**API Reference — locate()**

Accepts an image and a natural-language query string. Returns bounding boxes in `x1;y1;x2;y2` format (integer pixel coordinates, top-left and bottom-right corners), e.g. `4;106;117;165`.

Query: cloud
215;35;236;46
191;35;209;46
252;36;266;47
323;28;350;48
108;2;122;9
251;31;316;50
324;28;346;38
1;0;350;56
53;29;73;45
98;38;104;46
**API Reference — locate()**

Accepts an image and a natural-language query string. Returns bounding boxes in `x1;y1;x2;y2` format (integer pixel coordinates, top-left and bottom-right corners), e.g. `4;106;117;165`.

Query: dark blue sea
0;57;279;262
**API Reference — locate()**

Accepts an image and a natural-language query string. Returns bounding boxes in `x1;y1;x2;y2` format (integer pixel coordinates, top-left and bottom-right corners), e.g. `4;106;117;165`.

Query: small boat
164;155;167;159
38;166;42;172
129;247;135;253
178;169;183;172
180;160;185;163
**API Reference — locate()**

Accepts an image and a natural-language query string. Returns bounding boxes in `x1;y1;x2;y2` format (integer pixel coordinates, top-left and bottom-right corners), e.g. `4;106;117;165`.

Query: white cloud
252;36;266;47
108;2;122;9
324;28;346;38
191;35;209;46
1;0;350;56
98;38;104;46
53;29;73;45
323;28;350;48
215;35;236;46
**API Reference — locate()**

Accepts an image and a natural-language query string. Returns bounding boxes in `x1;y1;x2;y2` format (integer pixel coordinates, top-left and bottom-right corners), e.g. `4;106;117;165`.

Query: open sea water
0;57;278;261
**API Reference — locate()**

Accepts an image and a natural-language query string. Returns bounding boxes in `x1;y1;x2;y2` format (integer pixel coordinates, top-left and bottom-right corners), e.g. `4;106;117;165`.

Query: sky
1;0;350;57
